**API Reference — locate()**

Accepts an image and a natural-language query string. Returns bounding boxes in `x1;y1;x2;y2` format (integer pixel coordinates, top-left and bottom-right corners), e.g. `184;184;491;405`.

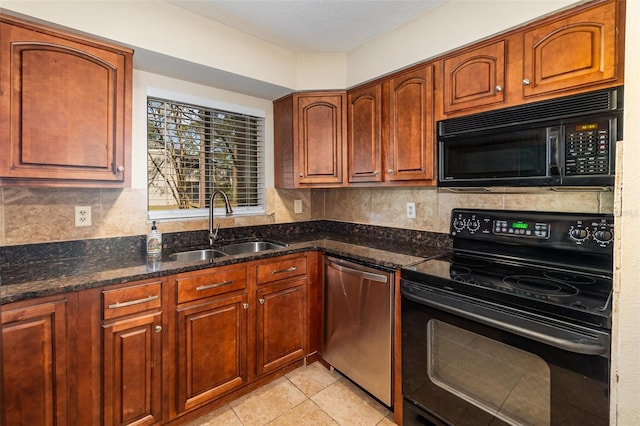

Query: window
147;96;265;220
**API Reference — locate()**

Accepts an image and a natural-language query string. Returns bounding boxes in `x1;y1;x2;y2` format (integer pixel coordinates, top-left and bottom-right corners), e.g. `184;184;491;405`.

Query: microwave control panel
564;119;612;176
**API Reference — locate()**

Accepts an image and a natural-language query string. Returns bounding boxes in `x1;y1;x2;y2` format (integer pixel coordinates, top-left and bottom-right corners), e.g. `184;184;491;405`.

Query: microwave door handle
548;127;562;176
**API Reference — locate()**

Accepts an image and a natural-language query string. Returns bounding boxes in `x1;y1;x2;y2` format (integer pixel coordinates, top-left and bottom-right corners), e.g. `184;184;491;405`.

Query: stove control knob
569;227;589;242
453;217;466;232
467;219;481;232
593;230;614;244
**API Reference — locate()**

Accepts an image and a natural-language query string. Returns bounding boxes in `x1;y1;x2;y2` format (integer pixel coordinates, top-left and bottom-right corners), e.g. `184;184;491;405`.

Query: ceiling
166;0;445;53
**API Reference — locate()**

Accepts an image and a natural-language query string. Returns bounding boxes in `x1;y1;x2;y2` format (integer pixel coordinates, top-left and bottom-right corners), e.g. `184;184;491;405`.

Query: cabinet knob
373;170;379;175
387;169;394;175
243;303;249;310
299;173;304;178
259;298;265;305
495;85;502;92
154;325;162;333
522;79;531;86
116;166;125;173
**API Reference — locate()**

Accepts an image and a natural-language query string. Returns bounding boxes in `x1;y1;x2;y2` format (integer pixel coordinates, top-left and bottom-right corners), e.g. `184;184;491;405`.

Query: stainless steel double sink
171;240;287;262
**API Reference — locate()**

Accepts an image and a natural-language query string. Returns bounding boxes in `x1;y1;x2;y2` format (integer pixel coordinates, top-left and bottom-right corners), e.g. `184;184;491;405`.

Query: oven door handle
402;285;610;356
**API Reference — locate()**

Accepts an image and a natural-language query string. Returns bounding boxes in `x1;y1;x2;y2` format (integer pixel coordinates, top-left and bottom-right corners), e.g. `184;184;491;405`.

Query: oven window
427;320;551;425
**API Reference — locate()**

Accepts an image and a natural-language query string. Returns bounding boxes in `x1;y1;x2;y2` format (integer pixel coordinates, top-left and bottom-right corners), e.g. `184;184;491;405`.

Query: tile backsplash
0;186;613;246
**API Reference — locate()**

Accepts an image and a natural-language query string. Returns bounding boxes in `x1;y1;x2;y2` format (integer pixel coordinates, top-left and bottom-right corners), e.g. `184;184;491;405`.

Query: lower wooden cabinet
101;279;164;426
256;277;307;376
1;295;72;426
0;252;316;425
176;293;248;413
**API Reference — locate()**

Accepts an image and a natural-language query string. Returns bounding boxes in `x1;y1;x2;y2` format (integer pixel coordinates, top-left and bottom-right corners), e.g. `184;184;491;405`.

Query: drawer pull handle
108;295;159;309
272;266;297;274
196;280;233;291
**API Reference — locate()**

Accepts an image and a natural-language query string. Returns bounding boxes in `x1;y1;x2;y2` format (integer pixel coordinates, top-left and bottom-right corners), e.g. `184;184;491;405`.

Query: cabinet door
521;1;620;98
295;93;346;186
256;278;306;376
176;293;248;413
0;16;131;186
385;65;435;182
1;298;69;426
443;40;506;114
103;312;163;426
348;84;383;183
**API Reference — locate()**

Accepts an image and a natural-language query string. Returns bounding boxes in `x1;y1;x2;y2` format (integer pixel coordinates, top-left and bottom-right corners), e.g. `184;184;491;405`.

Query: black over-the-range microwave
437;86;623;188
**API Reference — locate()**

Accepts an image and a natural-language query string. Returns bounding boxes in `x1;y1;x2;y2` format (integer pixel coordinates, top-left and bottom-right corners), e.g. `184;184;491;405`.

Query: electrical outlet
406;202;416;219
75;206;92;227
294;199;303;214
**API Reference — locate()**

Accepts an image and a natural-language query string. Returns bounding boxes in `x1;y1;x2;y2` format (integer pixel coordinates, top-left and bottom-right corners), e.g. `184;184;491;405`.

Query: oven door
401;281;610;426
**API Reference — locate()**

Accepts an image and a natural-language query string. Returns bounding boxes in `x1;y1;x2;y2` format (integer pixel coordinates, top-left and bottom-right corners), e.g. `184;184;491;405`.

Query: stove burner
543;271;597;285
503;275;579;297
450;265;471;276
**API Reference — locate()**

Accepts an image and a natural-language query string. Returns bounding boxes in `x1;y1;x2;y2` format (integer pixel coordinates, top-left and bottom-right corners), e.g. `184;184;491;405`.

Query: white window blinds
147;96;265;220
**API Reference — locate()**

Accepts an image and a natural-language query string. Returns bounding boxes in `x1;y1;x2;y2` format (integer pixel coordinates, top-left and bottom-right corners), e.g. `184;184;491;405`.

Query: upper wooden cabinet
519;0;621;99
383;65;435;183
442;40;506;114
274;91;347;188
347;65;436;186
0;14;132;187
348;84;383;183
440;0;624;117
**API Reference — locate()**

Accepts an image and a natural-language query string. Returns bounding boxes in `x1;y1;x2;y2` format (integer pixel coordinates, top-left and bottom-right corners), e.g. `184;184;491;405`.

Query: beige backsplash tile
324;188;371;223
4;187;101;244
370;187;439;231
502;191;603;213
436;191;505;233
275;188;311;222
100;188;148;237
311;189;325;220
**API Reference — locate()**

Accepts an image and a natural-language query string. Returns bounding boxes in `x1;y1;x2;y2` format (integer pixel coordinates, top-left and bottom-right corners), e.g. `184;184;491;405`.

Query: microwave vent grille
439;87;622;136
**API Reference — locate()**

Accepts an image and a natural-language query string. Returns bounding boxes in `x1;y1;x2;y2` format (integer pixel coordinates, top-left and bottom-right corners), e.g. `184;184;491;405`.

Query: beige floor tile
312;378;390;426
267;399;339;426
184;404;242;426
230;376;307;426
286;362;342;397
376;413;398;426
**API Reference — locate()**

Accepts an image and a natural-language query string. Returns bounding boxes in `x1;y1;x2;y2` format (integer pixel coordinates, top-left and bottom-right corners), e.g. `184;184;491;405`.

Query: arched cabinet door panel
0;15;132;186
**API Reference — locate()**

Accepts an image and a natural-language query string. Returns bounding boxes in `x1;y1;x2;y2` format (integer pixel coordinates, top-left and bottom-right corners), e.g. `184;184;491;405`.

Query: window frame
146;88;266;221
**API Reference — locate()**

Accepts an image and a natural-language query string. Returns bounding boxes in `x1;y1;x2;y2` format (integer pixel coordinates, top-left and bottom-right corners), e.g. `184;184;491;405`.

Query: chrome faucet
209;190;233;245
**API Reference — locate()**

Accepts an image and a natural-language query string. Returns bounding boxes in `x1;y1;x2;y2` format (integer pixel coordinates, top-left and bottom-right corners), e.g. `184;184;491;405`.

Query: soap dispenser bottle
147;221;162;254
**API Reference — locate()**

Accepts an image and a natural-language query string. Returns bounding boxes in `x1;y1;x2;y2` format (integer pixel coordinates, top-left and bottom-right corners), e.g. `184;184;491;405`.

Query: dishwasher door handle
327;260;388;283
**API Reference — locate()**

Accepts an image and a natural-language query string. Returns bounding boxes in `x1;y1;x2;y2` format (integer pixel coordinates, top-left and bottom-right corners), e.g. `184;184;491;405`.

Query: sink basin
219;241;287;255
171;249;228;262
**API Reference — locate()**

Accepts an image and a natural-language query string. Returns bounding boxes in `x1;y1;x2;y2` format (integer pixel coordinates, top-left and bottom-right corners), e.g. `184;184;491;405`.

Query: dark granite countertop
0;221;451;305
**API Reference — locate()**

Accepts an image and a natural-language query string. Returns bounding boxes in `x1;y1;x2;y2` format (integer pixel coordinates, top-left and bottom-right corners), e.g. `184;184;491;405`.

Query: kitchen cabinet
348;83;383;183
347;65;436;185
1;294;74;426
439;0;624;117
274;91;347;188
442;40;506;114
175;265;249;413
0;14;132;187
519;0;622;99
383;65;436;183
255;255;308;375
101;280;164;426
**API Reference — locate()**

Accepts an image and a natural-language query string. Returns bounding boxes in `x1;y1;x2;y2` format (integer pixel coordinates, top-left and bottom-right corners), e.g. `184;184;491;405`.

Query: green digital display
512;222;528;229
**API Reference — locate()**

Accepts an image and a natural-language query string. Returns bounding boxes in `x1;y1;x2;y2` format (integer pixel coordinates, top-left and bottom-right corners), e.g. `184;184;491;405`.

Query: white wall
613;0;640;423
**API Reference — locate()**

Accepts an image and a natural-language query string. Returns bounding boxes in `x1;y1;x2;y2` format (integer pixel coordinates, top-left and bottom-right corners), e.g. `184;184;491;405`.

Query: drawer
103;281;162;320
177;266;247;304
257;255;307;284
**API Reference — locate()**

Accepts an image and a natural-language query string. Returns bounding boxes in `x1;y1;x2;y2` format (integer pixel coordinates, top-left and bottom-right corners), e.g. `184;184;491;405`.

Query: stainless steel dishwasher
322;256;394;406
